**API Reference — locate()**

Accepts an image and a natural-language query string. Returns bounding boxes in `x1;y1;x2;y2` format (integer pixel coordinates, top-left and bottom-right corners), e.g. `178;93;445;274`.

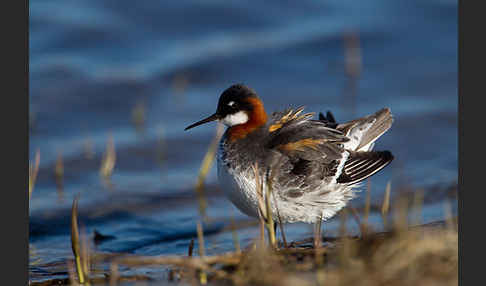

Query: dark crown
217;84;259;116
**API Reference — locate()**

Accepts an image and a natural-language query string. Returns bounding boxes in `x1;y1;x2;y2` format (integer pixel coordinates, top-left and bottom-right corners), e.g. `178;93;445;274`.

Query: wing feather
336;151;394;185
264;107;393;194
266;108;349;162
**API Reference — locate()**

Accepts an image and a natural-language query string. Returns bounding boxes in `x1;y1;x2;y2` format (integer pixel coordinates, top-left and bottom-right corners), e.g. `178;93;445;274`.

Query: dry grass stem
276;207;288;248
393;197;409;233
381;181;391;229
253;162;267;246
258;215;265;247
348;206;366;237
195;123;224;219
109;263;119;286
29;149;40;200
264;168;277;248
363;178;372;232
197;221;207;285
92;213;457;286
71;196;86;284
412;189;424;225
67;260;80;286
80;225;91;281
54;151;64;201
100;135;116;178
252;163;266;219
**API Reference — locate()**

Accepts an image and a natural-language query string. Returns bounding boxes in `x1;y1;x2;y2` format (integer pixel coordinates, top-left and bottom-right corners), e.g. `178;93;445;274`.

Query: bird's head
185;84;267;133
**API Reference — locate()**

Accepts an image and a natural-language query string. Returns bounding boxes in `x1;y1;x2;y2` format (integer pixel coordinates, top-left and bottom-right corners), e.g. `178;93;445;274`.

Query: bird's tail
337;108;393;152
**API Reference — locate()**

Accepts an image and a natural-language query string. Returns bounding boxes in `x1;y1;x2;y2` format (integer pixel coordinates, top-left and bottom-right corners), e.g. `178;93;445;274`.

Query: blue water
29;0;457;283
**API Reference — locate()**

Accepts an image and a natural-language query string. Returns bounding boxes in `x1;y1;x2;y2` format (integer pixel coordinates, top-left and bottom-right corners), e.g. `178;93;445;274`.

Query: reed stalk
381;181;391;229
194;123;224;219
264;170;277;248
197;221;207;285
71;196;86;284
29;149;40;200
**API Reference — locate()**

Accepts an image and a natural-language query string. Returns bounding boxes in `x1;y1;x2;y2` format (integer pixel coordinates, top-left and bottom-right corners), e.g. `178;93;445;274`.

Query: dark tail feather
337;150;394;185
318;111;338;128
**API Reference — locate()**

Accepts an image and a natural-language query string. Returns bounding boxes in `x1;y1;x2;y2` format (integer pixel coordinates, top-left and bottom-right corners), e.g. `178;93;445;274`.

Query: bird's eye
228;101;235;107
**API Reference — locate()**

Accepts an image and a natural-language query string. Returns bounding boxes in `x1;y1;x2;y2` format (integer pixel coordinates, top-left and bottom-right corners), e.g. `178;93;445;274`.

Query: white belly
216;147;357;224
217;157;260;218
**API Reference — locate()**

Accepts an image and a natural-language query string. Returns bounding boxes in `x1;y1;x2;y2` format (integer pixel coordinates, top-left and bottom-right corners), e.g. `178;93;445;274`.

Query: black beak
184;113;220;131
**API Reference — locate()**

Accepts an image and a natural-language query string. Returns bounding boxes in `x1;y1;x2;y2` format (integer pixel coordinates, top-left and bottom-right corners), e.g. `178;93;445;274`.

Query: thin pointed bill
184;113;220;130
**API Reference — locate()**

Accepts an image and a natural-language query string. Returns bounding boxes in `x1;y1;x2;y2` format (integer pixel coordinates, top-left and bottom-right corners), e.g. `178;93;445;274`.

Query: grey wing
267;107;349;161
264;108;351;193
264;107;393;193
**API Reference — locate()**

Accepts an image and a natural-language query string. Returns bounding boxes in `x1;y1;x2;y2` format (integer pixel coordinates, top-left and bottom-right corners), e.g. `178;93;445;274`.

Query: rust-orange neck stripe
228;97;267;141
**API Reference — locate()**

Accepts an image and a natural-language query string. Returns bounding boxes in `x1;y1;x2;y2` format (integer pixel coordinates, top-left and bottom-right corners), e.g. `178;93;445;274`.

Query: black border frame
6;0;29;284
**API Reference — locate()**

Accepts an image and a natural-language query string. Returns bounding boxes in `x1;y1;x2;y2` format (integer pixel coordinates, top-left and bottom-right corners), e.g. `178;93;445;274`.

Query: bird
185;84;394;224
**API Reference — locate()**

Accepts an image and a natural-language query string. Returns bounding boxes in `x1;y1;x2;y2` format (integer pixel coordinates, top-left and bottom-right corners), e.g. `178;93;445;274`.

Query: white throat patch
221;111;249;127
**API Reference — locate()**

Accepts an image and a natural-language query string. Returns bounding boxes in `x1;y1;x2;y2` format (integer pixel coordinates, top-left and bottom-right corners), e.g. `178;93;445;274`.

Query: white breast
217;148;260;218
